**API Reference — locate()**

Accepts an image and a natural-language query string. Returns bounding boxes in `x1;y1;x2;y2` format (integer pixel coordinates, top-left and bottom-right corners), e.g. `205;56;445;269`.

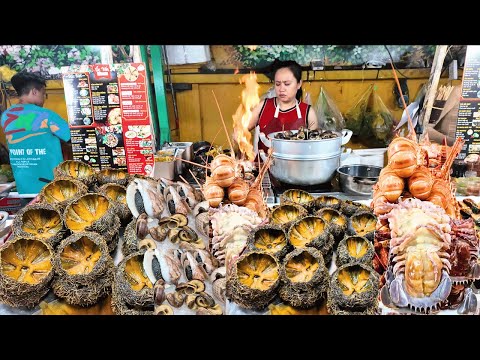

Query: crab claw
457;287;478;315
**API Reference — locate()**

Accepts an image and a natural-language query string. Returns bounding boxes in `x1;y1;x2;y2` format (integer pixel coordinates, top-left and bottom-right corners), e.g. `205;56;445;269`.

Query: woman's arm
306;106;319;130
248;99;266;131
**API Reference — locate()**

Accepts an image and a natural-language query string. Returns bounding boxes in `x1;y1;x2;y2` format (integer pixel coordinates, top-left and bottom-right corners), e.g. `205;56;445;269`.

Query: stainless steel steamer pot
259;129;352;185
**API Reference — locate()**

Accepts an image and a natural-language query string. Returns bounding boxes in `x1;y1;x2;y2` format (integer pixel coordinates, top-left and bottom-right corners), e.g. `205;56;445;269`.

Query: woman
248;60;318;154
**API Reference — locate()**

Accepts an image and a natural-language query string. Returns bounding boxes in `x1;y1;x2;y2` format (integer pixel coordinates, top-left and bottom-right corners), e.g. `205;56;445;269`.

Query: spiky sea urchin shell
336;236;375;267
103;215;121;253
340;200;371;217
327;263;379;315
38;176;88;211
52;268;114;307
111;281;154;315
54;160;96;186
0;237;54;308
311;195;342;212
63;193;116;234
53;231;112;283
114;251;154;308
226;251;280;310
96;168;130;186
287;215;332;252
280;189;315;207
97;183;132;225
247;224;290;260
13;203;66;248
122;218;138;256
347;210;377;241
278;247;329;308
51;231;114;306
315;207;347;242
270;204;308;229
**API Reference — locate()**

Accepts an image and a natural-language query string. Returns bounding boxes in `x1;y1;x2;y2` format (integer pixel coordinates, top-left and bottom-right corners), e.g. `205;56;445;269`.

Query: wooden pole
418;45;449;142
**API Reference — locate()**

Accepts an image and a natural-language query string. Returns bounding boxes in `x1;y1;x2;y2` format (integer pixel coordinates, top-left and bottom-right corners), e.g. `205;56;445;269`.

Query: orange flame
233;72;259;161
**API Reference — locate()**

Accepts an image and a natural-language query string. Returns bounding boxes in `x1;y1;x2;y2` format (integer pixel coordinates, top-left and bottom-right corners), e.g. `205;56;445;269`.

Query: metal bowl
337;164;382;197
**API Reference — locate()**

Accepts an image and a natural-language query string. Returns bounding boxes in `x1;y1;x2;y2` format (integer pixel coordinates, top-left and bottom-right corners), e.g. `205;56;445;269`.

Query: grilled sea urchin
52;232;113;306
39;177;88;211
227;251;280;310
278;247;329;308
347;211;377;241
327;263;379;315
63;193;116;234
0;238;54;308
13;203;66;248
113;251;154;311
247;225;289;259
336;236;374;266
96;168;130;186
315;207;347;242
98;183;132;225
280;189;315;207
270;204;308;229
54;160;96;186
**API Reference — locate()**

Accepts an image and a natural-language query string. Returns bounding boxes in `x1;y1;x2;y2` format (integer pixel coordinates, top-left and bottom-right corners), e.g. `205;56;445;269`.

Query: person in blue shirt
0;72;71;194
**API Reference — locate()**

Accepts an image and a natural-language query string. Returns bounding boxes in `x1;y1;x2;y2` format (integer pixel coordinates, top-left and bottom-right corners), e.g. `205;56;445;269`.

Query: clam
154;304;174;315
166;291;185;308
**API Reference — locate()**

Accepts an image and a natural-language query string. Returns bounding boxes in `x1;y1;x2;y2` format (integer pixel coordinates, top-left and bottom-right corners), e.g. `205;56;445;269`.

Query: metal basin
337;164;382;197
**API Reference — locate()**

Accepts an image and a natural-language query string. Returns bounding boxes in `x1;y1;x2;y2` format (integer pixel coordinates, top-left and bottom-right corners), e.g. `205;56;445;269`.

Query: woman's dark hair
266;59;303;101
10;72;46;97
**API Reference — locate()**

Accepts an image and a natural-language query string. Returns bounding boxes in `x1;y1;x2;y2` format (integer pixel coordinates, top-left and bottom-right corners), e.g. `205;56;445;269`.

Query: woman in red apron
248;60;319;155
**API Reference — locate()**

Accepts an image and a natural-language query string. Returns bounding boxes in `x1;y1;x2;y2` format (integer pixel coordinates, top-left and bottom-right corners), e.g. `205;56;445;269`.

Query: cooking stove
265;171;371;204
178;164;369;206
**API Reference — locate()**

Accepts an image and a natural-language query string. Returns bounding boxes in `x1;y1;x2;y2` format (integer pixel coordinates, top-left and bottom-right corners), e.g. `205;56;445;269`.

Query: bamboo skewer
174;157;209;169
211;90;235;158
390;59;415;137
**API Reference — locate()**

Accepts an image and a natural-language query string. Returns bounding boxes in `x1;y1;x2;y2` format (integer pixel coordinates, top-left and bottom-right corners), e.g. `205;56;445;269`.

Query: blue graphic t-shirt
1;104;71;194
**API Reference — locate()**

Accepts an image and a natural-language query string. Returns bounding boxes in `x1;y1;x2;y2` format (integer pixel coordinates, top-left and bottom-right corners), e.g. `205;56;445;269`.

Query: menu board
62;63;154;175
455;46;480;159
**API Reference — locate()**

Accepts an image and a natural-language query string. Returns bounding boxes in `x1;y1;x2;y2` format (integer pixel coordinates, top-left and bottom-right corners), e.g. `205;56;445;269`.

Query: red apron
257;98;307;154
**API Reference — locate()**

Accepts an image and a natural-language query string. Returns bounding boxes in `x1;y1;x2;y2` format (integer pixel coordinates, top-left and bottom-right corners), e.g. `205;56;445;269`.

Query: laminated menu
62;63;155;175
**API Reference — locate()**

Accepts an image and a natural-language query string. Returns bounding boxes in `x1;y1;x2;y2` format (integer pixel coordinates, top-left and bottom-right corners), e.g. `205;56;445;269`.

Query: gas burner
267;171;369;203
269;171;336;196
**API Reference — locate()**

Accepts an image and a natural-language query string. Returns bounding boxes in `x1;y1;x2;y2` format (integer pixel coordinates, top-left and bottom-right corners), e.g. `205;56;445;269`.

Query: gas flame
232;72;259;161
